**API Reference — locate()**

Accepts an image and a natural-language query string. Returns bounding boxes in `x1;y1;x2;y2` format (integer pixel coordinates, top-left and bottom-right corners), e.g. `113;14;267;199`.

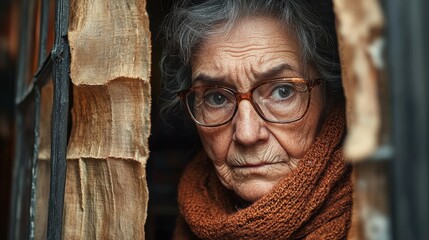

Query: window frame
10;0;70;239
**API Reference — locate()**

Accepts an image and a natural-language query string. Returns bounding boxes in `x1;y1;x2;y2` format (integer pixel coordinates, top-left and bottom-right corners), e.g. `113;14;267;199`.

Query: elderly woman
160;0;352;239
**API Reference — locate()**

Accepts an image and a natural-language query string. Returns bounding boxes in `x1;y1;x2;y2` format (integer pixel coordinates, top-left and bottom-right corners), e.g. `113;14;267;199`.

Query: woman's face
191;16;325;202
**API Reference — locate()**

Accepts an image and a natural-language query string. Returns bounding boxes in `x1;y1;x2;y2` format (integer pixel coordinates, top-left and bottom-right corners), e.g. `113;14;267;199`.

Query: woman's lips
234;162;280;175
239;163;270;168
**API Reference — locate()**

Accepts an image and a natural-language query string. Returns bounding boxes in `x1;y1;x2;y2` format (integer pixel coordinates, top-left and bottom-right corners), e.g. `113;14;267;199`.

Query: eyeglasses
177;78;322;127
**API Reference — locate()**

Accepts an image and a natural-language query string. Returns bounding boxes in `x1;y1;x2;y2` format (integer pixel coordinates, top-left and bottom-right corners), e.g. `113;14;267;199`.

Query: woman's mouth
239;162;270;168
234;162;281;175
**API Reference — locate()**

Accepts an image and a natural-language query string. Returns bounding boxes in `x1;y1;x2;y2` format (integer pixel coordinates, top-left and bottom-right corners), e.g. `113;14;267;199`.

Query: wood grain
333;0;384;161
64;0;151;238
333;1;390;240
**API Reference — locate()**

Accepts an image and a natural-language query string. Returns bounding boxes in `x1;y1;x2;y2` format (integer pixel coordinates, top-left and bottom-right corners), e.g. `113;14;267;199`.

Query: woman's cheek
269;116;320;159
197;127;232;165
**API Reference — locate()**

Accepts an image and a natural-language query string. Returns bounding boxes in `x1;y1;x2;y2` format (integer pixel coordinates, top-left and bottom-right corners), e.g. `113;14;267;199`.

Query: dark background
0;1;18;238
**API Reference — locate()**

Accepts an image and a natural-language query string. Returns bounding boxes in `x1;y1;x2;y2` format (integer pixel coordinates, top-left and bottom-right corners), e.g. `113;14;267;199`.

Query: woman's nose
232;100;269;145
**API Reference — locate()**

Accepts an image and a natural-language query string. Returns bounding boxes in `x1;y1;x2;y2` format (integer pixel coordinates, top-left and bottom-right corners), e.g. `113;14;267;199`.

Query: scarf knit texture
175;106;353;240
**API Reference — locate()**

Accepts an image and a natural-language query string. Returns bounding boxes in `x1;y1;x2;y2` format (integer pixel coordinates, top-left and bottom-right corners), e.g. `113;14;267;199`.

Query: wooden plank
64;0;151;238
333;1;391;239
333;0;384;161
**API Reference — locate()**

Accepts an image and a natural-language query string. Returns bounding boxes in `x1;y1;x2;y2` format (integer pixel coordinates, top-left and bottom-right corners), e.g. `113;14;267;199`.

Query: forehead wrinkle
257;52;301;74
191;16;302;91
193;50;300;86
212;42;299;65
216;41;296;58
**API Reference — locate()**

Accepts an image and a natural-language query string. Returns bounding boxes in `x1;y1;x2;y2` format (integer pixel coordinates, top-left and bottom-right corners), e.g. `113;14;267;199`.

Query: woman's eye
205;92;228;107
271;85;294;100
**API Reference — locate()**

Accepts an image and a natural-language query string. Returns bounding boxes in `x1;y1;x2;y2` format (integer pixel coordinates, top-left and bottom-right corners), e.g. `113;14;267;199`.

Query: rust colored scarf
175;106;352;239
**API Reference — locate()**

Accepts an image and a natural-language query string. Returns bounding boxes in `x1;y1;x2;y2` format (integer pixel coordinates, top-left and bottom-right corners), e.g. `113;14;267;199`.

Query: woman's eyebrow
255;63;298;79
192;63;298;85
192;73;226;86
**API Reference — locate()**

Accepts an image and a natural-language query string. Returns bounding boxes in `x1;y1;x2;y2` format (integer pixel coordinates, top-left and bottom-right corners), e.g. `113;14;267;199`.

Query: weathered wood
333;1;390;240
350;162;391;240
64;0;151;238
333;0;384;161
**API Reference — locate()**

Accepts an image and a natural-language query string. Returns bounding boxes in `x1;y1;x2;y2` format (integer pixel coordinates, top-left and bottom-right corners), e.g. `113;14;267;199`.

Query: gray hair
160;0;343;127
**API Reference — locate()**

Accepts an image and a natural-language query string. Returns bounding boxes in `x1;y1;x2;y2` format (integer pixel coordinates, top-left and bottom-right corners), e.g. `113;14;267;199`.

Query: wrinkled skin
191;16;325;202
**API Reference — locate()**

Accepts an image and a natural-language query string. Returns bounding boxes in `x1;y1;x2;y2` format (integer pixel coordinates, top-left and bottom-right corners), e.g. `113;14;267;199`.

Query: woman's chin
232;180;278;203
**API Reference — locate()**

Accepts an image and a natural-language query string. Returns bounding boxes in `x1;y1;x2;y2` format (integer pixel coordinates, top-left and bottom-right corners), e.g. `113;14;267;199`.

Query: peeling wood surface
68;0;151;85
64;0;151;238
351;162;391;240
333;1;390;240
333;0;384;161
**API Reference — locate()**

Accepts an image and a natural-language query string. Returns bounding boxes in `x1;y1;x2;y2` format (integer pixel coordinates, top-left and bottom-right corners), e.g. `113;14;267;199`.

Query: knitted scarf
175;106;352;239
